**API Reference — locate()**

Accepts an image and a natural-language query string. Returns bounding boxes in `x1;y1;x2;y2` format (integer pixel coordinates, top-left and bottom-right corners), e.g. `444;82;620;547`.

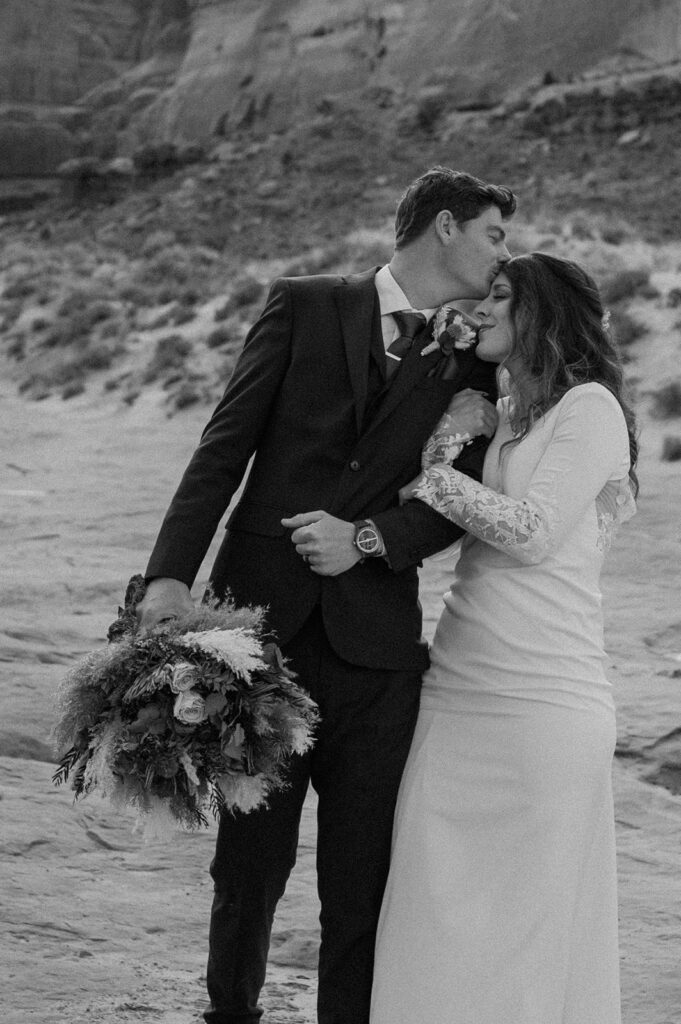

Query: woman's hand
420;390;498;470
443;388;498;439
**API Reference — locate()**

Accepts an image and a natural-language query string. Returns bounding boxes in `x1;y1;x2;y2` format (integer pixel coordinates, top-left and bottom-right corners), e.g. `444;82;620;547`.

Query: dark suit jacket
145;268;497;670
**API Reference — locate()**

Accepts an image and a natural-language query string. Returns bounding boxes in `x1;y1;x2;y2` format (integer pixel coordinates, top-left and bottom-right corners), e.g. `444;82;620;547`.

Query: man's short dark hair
394;166;517;249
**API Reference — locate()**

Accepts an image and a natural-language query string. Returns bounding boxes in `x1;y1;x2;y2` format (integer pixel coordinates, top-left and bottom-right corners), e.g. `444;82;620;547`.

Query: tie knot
392;310;427;340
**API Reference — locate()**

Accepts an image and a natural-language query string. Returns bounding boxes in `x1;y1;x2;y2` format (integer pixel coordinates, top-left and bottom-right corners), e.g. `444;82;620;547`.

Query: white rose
173;689;208;724
169;661;199;694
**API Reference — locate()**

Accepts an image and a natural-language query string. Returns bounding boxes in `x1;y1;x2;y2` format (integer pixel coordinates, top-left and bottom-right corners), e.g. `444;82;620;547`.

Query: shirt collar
375;265;438;321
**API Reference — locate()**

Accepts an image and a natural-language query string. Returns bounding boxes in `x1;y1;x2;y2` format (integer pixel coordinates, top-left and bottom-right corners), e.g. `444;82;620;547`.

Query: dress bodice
415;383;636;707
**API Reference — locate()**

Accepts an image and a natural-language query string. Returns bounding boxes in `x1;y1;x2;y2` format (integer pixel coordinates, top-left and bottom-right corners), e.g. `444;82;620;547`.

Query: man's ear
434;209;458;245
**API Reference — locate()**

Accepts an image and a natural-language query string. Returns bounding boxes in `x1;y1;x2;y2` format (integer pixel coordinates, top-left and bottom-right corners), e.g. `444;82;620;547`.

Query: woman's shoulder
551;382;625;425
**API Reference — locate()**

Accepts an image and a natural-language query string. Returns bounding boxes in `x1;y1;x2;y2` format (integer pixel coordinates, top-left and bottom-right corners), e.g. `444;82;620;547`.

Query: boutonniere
421;306;479;358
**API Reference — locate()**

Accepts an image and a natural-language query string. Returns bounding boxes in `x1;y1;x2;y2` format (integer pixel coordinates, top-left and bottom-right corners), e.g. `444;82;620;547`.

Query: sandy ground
2;363;681;1023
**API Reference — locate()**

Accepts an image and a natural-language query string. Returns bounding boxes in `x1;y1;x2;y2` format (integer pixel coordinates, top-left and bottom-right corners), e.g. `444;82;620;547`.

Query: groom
137;166;516;1024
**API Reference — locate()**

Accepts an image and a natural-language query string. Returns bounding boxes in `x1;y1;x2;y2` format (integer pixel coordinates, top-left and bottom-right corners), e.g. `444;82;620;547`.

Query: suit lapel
333;268;382;433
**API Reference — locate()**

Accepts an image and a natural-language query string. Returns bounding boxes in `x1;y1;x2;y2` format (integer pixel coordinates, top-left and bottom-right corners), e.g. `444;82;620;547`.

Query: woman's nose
473;303;488;319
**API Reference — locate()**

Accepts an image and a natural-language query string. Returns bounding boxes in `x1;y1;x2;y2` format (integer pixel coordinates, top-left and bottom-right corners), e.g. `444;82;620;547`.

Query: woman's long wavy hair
500;252;639;495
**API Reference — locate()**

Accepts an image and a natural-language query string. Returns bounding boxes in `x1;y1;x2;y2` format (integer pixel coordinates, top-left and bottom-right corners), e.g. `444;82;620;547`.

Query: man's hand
398;474;425;506
281;511;362;576
136;577;195;632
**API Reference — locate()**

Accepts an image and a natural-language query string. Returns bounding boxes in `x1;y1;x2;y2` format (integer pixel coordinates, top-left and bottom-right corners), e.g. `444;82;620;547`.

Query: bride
370;252;638;1024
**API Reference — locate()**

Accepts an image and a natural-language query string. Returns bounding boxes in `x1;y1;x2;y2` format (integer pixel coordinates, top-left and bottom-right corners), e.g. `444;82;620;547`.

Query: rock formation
0;0;679;170
124;0;681;148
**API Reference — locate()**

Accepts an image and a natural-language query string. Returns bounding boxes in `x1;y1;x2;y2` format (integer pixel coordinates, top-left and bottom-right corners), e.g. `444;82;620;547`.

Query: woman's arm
411;386;632;565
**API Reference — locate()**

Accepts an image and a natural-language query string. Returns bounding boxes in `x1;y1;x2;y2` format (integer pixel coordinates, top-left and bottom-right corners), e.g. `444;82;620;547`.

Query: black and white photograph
2;3;681;1022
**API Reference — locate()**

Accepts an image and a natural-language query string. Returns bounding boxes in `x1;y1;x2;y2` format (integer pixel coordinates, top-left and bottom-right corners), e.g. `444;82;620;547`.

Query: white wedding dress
371;382;635;1024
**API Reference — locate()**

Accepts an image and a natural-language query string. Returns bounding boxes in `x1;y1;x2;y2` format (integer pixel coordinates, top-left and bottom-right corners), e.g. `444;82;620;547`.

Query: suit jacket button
349;459;360;471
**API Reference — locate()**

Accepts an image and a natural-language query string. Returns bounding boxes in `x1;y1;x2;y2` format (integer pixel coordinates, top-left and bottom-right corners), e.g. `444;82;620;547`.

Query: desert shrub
41;300;116;349
172;304;197;326
0;299;22;330
78;339;124;371
413;91;448;134
6;334;25;359
118;282;158;307
52;360;86;386
211;277;264;320
42;320;75;349
172;382;202;410
601;268;653;305
148;311;172;329
232;276;265;308
32;316;51;331
62;380;86;400
122;388;140;406
57;157;127;201
162;371;185;389
667;287;681;309
650;381;681;419
157;286;179;305
143;334;193;383
600;225;626;246
610;310;646;348
661;436;681;461
99;318;124;340
18;373;51;399
206;326;234;349
58;289;106;317
133;143;182;177
140;247;194;290
141;230;177;258
73;301;116;331
569;216;595;241
3;277;36;300
103;371;131;393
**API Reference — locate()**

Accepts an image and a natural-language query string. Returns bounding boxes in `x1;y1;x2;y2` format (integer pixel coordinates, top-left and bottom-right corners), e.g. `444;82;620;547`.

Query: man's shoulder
276;266;379;296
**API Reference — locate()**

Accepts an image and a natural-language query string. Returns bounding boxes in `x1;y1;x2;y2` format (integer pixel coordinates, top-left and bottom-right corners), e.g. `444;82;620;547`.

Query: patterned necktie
385;310;427;379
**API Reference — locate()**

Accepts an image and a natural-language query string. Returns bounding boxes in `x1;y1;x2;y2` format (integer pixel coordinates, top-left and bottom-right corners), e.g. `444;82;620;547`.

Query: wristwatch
353;519;383;557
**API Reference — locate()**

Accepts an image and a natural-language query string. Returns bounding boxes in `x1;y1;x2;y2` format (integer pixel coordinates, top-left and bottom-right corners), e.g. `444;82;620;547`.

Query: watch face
356;526;379;554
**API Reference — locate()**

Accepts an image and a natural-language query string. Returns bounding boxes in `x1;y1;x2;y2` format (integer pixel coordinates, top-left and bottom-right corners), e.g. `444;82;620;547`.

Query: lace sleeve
413;467;553;564
413;385;634;565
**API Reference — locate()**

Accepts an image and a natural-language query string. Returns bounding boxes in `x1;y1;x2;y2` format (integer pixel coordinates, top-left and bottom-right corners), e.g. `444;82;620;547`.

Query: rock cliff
129;0;681;146
1;0;679;169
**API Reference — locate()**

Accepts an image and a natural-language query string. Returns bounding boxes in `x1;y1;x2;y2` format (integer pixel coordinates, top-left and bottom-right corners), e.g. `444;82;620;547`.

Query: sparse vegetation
650;381;681;419
143;334;193;383
601;268;654;305
661;436;681;461
610;310;647;349
206;326;234;349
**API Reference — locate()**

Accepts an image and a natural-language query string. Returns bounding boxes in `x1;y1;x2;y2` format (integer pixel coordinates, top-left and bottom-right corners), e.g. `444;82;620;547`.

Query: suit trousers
203;606;423;1024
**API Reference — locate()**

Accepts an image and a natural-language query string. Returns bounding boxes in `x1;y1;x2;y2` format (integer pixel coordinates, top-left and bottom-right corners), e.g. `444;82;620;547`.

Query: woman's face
473;272;515;364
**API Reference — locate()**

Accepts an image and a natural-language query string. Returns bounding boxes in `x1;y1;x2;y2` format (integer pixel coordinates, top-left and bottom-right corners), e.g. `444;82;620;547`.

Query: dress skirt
371;684;620;1024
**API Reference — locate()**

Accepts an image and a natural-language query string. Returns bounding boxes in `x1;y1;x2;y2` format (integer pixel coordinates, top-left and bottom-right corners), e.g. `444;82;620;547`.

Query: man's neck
388;249;459;309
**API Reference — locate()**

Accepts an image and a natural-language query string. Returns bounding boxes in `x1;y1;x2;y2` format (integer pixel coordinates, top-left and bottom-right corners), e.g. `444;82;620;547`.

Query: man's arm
368;435;488;571
370;357;500;571
282;430;491;575
143;278;294;588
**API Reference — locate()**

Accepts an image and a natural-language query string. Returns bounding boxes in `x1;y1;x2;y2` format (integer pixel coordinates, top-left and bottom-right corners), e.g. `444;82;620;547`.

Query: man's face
445;206;511;299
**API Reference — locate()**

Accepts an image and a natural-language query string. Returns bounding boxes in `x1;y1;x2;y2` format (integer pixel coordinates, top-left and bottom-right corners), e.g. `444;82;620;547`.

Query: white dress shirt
374;264;438;350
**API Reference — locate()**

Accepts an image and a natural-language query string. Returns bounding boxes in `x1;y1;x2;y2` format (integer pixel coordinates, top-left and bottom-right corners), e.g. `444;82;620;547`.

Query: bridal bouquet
53;576;319;834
